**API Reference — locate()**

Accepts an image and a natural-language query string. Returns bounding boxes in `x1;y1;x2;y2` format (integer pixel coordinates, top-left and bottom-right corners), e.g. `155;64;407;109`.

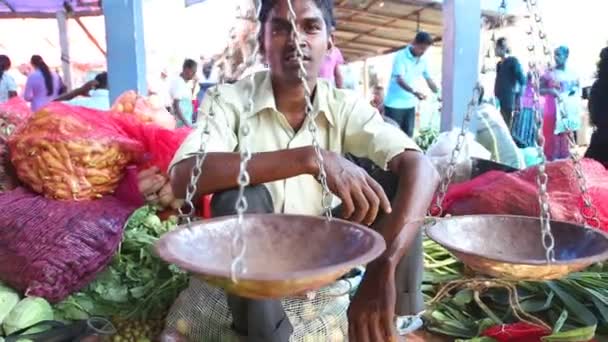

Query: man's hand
322;151;391;225
348;260;398;342
414;91;426;100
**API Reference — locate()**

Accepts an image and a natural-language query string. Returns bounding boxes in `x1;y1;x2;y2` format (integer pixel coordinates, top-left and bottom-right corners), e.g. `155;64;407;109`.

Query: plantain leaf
541;325;596;342
553;309;568;333
546;281;598;327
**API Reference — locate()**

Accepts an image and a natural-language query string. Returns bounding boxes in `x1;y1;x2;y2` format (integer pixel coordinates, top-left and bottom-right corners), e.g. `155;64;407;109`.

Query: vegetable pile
423;239;608;341
0;283;54;339
415;127;439;152
9;103;143;200
112;90;176;130
54;206;188;322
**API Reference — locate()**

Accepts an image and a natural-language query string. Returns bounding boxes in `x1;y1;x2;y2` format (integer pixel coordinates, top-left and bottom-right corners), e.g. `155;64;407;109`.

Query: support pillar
103;0;147;103
440;0;481;132
56;10;73;91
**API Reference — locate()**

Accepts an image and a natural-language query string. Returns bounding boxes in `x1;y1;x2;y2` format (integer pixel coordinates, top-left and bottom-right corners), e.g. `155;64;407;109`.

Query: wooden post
56;10;73;91
440;0;482;132
103;0;147;103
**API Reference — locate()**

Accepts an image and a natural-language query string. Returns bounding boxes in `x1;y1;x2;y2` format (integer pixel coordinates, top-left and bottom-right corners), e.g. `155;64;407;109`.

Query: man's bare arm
170;147;317;198
426;78;440;94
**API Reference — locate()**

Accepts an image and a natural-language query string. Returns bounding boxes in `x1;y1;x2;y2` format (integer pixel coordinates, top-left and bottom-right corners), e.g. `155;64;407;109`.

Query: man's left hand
348;260;398;342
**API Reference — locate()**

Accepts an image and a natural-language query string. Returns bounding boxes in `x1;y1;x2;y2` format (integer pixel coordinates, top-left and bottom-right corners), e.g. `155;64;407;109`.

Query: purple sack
0;187;137;302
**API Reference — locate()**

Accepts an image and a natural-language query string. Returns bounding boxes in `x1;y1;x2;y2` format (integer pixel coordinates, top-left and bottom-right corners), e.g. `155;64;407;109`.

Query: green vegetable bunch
54;206;188;321
415;127;440;152
423;239;608;341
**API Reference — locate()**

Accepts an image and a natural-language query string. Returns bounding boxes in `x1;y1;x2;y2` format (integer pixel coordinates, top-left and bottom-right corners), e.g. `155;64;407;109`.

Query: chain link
286;0;333;220
523;0;555;262
430;85;482;217
230;0;263;283
178;94;218;226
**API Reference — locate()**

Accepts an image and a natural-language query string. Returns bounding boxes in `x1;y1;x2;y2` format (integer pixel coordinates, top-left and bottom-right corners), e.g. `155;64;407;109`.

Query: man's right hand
320;151;392;225
414;91;426;100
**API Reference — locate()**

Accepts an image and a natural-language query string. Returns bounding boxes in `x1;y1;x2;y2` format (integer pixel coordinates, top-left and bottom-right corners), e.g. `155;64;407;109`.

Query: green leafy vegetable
54;206;187;321
3;297;53;335
0;282;20;325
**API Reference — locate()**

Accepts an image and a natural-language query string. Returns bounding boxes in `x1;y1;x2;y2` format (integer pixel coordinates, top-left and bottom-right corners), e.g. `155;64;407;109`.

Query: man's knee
211;184;274;217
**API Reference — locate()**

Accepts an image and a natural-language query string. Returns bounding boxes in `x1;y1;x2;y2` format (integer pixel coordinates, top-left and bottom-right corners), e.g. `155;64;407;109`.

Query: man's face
262;0;331;84
554;49;568;67
183;67;196;81
372;88;383;103
495;45;506;58
411;43;430;57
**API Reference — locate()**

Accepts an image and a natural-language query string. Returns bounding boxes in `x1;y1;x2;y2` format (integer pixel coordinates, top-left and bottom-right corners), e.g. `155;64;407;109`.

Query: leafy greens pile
423;239;608;341
54;206;188;321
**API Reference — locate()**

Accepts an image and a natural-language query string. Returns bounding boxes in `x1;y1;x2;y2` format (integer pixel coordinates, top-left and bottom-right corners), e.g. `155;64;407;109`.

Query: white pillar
440;0;482;132
56;10;73;91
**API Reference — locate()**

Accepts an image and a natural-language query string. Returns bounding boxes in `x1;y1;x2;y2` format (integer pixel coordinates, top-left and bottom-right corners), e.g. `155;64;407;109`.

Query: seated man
170;0;439;341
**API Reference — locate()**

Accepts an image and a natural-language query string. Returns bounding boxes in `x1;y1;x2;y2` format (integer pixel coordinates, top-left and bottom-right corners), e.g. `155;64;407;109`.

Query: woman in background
23;55;62;111
0;55;18;103
539;46;581;161
585;47;608;167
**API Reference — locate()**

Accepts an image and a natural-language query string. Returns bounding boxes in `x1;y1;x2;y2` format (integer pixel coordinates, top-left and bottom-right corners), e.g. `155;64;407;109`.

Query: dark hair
258;0;334;50
414;31;433;45
183;59;197;70
31;55;54;96
589;47;608;129
0;55;10;82
95;72;108;89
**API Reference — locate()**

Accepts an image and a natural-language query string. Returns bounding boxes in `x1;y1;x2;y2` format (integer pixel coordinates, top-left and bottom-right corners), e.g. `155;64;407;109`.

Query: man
384;31;440;137
170;0;439;341
55;72;110;110
494;37;526;127
170;59;198;127
370;84;385;116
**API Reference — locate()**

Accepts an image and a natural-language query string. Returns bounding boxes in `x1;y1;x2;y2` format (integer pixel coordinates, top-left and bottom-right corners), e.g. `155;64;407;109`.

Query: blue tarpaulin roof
0;0;101;18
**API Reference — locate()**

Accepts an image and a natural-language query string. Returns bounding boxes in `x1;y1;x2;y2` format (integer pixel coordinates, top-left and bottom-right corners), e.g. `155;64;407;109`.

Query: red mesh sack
8;102;143;201
112;90;176;130
0;97;32;139
0;187;137;302
441;159;608;231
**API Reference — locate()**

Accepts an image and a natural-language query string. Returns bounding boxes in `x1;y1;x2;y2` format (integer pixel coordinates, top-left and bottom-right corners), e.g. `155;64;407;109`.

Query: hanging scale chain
430;84;482;217
523;0;555;262
230;0;263;283
286;0;333;219
524;1;601;229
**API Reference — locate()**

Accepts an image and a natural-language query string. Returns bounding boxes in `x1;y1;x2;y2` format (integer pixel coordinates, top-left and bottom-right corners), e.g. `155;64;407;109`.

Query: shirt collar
247;70;335;127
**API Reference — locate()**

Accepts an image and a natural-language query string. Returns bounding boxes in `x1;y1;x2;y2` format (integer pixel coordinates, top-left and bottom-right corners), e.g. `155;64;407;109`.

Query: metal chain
523;0;555;262
525;1;600;229
230;0;263;283
430;84;482;217
286;0;333;219
177;93;218;226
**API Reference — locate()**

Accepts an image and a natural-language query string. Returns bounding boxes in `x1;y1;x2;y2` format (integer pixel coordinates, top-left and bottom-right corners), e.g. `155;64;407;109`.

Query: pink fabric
318;47;344;81
542;72;569;161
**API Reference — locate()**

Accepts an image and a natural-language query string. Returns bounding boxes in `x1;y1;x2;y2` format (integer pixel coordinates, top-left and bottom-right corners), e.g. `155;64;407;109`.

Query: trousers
210;167;424;342
385;106;416;137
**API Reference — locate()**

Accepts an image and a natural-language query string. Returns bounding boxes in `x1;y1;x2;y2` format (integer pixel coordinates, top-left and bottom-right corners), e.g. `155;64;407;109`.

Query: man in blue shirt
384;32;440;137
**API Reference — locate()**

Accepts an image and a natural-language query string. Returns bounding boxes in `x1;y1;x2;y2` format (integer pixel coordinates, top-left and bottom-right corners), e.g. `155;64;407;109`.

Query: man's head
94;72;108;89
259;0;334;84
372;85;384;104
182;59;198;81
554;46;569;68
410;31;433;57
495;37;510;58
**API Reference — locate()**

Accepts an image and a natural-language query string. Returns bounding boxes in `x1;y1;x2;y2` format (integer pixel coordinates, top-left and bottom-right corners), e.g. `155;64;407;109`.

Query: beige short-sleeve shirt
170;71;420;215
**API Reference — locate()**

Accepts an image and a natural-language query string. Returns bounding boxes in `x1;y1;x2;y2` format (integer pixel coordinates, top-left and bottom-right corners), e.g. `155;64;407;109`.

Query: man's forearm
396;76;416;94
374;151;439;267
170;146;317;199
427;78;440;94
172;102;190;126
